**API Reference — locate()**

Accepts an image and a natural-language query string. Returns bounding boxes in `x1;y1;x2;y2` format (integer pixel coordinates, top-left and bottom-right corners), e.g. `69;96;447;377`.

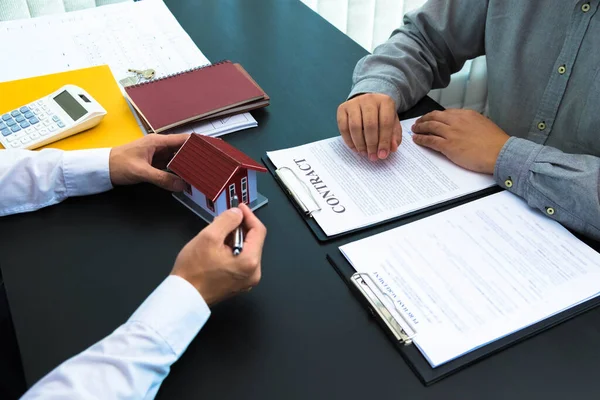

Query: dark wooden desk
2;1;600;398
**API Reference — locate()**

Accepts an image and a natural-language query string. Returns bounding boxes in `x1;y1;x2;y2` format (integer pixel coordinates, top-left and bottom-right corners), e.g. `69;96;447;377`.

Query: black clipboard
262;155;499;242
327;250;600;385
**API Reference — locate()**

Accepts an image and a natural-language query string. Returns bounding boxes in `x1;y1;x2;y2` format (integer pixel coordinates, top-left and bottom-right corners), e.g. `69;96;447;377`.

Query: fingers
245;267;262;289
362;104;379;160
337;106;355;151
339;94;399;160
391;120;402;153
234;203;265;286
347;102;367;155
416;110;455;126
377;104;397;159
239;203;267;251
150;133;191;166
149;133;191;151
412;120;452;138
412;133;446;153
203;207;244;243
141;166;186;191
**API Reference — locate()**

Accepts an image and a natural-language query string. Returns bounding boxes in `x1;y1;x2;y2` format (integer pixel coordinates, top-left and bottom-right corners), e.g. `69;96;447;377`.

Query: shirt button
558;65;566;74
504;178;513;188
537;121;546;131
546;207;555;216
582;2;591;12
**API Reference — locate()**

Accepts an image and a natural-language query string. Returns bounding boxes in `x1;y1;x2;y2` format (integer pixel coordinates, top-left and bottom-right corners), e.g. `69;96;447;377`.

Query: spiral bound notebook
124;60;268;133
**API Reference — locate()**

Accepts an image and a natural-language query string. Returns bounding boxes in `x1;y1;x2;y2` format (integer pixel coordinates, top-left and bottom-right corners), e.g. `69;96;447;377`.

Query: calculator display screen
53;91;87;121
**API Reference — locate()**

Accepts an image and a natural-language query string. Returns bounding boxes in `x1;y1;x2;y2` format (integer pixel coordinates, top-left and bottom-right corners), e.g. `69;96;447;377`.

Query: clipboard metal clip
275;166;322;217
351;272;417;345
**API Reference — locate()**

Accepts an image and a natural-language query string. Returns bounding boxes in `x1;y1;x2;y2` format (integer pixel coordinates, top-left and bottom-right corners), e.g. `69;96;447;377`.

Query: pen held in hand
231;195;244;256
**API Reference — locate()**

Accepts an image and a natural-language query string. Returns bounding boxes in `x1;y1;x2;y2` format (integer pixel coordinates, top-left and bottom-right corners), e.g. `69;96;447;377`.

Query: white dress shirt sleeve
22;275;211;400
0;148;113;217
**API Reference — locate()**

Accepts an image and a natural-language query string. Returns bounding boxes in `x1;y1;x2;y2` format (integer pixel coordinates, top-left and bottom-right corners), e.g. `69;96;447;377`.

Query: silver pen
231;195;243;256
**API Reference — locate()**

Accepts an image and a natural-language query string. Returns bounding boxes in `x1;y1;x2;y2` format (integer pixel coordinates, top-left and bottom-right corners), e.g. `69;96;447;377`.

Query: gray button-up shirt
349;0;600;240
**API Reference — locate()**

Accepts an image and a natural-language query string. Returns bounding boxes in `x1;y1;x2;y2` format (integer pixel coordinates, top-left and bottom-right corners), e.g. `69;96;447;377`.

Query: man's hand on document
411;109;510;174
337;93;402;161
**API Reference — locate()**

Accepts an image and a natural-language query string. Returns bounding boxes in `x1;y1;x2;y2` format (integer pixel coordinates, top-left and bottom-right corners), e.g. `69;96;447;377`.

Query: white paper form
340;191;600;367
0;0;257;137
166;113;257;138
266;117;495;236
0;0;207;83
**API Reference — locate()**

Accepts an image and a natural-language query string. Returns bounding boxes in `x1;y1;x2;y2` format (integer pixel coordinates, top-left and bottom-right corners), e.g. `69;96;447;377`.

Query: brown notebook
124;60;269;133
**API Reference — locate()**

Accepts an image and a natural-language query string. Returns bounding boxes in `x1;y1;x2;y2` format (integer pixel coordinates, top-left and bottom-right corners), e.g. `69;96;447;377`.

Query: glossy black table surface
2;1;600;398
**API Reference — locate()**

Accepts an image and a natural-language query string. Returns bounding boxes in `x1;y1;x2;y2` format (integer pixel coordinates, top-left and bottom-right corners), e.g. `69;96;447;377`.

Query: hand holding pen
170;198;266;304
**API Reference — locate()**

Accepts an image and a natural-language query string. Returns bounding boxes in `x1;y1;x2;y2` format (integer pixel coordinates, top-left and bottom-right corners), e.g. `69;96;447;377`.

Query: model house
168;133;267;218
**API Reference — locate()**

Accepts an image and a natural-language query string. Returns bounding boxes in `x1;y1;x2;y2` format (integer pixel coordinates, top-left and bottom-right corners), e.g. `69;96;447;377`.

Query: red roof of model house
167;133;267;202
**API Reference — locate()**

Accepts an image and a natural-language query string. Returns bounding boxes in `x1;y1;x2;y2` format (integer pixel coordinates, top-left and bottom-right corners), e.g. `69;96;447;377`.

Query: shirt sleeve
21;275;211;400
494;137;600;240
0;148;113;217
348;0;489;111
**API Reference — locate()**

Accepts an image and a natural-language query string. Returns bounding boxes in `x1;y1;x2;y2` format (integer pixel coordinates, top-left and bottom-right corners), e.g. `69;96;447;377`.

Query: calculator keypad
1;100;65;148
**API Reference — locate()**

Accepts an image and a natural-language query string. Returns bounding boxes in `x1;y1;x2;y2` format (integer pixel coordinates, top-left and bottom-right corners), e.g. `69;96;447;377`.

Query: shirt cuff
493;137;544;197
128;275;211;357
348;78;403;110
62;148;113;197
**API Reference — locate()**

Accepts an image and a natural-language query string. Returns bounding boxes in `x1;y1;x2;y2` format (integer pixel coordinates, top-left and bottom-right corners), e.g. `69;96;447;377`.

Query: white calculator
0;85;107;150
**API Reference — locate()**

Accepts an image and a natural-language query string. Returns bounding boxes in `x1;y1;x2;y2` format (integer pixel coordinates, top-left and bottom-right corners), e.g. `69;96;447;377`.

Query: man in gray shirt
337;0;600;240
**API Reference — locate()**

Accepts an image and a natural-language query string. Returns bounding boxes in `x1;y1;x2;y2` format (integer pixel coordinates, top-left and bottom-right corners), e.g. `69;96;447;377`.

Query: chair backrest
428;56;489;113
0;0;128;21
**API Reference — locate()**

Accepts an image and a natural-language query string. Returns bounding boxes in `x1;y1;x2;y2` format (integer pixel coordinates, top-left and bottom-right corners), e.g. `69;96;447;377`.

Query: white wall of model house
184;170;258;216
248;171;257;202
185;187;227;217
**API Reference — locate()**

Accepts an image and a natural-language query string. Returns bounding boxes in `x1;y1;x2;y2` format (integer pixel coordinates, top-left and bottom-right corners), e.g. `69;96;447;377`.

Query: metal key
127;68;156;80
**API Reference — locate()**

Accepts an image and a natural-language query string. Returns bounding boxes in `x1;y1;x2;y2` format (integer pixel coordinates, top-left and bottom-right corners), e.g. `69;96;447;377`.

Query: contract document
266;117;495;236
339;191;600;367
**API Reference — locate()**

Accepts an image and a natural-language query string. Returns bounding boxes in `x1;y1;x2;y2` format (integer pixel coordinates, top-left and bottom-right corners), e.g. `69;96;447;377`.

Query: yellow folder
0;65;144;150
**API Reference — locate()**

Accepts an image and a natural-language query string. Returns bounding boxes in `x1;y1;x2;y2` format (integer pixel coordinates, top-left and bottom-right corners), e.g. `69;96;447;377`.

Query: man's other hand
171;204;267;305
412;109;510;174
109;133;190;191
337;93;402;161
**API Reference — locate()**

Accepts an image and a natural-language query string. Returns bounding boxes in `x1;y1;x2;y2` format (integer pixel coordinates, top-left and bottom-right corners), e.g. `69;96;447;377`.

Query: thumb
142;166;186;191
206;207;243;241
